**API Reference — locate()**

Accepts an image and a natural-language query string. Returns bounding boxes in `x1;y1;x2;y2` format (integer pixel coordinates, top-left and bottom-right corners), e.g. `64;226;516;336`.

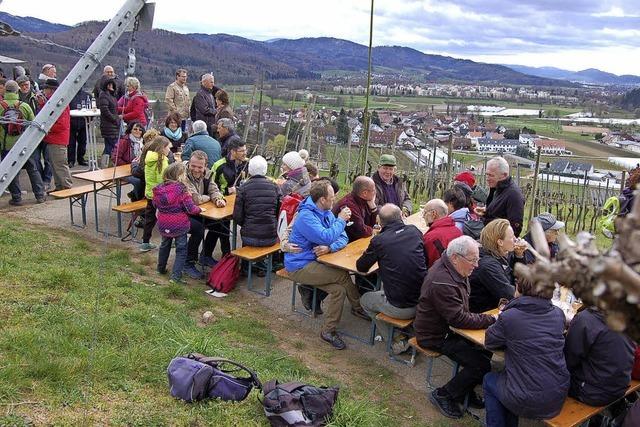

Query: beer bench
50;184;103;228
231;243;280;296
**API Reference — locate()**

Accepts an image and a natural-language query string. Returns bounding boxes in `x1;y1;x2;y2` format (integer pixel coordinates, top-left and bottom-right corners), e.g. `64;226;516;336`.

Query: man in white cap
522;212;564;262
38;64;56;88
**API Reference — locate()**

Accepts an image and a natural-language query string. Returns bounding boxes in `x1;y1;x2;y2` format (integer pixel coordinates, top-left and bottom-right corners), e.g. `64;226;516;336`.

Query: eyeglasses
132;128;144;133
459;254;480;265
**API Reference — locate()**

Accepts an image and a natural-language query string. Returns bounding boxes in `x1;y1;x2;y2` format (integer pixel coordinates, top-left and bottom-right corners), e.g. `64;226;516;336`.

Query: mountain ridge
505;64;640;86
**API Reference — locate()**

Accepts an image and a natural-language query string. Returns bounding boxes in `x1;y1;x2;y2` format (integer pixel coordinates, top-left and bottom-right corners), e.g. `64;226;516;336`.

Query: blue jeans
484;372;518;427
124;176;144;200
158;233;188;281
36;142;52;184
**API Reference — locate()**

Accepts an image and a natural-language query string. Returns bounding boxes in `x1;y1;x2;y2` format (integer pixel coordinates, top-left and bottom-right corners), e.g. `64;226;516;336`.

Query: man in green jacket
1;80;46;205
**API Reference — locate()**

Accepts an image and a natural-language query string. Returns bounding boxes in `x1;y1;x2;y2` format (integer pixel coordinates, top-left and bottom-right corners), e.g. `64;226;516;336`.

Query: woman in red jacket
118;77;148;128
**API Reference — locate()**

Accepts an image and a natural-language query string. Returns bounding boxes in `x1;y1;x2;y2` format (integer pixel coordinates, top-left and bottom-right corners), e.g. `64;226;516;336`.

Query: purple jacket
152;181;201;237
485;296;570;419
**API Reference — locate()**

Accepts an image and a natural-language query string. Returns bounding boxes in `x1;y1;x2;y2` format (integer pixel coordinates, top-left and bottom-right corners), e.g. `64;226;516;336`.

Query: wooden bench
276;268;321;318
112;199;148;242
375;313;414;365
544;380;640;427
231;243;280;296
408;337;459;390
50;184;97;228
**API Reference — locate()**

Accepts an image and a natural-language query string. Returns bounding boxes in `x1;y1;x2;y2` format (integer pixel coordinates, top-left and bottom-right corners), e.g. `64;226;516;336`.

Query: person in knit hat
278;151;311;196
454;171;476;188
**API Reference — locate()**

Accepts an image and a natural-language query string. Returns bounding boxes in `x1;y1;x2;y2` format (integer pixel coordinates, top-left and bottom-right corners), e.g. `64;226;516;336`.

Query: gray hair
487;157;510;175
126;76;140;90
425;198;448;217
201;73;214;84
192;120;207;133
446;235;478;258
217;118;235;133
379;203;402;226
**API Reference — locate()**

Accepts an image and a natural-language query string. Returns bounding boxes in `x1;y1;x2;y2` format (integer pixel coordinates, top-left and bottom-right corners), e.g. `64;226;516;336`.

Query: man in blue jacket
285;180;369;350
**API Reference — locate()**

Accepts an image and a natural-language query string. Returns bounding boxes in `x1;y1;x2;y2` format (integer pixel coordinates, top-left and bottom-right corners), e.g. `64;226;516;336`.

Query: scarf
164;126;183;141
130;135;143;158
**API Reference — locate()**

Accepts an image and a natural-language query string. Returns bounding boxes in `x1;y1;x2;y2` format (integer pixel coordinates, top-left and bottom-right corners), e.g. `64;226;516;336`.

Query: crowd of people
1;64;638;427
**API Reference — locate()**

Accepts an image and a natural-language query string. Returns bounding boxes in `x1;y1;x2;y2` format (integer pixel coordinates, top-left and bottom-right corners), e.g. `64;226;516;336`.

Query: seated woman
564;306;635;407
113;121;145;200
278;151;311;197
484;274;570;426
444;187;469;232
162;112;187;154
469;218;525;313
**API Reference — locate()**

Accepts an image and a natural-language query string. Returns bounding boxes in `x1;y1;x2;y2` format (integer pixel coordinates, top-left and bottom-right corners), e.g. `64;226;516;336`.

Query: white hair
201;73;214;84
446;235;478;258
192;120;207;133
425;198;448;217
126;76;140;90
487;157;510;175
248;155;268;176
217;118;235;133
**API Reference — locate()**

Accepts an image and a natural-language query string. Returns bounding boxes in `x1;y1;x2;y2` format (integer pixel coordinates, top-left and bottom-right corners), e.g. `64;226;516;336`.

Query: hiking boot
199;255;218;268
139;242;157;252
429;389;463;419
184;264;204;280
391;338;410;355
9;198;23;206
351;307;371;321
458;391;485;409
320;330;346;350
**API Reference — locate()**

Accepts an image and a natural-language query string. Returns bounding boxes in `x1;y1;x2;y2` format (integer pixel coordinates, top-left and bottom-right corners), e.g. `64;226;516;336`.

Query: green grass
0;218;446;426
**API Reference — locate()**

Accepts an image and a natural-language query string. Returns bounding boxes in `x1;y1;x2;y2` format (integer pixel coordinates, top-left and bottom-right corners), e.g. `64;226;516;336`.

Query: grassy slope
0;218;466;427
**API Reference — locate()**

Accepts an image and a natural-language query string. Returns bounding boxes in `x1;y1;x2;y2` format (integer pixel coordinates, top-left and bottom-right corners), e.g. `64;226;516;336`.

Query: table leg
116;180;122;238
231;220;238;250
85;117;99;171
93;182;100;233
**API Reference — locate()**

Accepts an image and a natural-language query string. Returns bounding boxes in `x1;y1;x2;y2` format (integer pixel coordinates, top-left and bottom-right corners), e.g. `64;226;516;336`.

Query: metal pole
0;0;148;194
528;146;542;226
430;137;437;198
242;85;257;143
356;0;375;176
445;132;453;187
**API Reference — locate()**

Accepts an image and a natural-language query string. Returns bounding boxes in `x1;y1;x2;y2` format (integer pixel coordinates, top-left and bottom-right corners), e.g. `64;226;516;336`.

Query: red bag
632;345;640;380
207;253;241;294
277;193;304;240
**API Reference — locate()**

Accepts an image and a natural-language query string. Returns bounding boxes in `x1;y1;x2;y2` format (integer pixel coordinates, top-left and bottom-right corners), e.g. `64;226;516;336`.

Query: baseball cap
535;213;565;231
379;154;396;166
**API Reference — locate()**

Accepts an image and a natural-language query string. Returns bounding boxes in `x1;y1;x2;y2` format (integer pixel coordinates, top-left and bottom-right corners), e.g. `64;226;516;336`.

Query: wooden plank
317;236;378;274
232;243;280;261
73;165;132;182
50;184;96;199
376;313;413;329
112;199;147;213
544;380;640;427
405;211;429;233
199;194;236;220
407;337;441;357
450;308;499;346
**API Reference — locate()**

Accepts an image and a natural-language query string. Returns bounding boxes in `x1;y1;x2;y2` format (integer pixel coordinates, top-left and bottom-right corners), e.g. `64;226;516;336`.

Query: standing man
38;64;56;88
476;157;525;236
165;68;190;130
371;154;412;215
414;236;495;419
0;80;46;205
190;73;217;137
216;118;241;156
356;204;427;347
68;87;90;167
41;79;73;191
285;180;369;350
332;176;378;242
422;198;462;268
93;65;125;99
16;76;39;114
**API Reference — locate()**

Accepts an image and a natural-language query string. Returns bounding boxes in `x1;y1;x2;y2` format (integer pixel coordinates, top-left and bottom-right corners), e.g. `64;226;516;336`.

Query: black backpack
261;380;339;427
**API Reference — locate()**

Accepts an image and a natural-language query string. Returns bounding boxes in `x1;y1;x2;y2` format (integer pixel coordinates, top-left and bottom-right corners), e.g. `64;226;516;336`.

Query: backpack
277;193;304;241
1;100;25;147
167;353;261;403
207;253;241;294
261;380;339;427
462;212;484;240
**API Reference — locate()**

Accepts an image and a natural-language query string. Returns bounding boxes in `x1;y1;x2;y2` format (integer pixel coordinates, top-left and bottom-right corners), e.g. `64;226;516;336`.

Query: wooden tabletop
405;211;428;233
73;165;132;182
199;194;236;220
317;236;378;275
450;308;499;347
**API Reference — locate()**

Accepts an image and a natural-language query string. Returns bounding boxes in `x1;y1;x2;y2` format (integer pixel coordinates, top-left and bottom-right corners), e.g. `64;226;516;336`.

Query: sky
1;0;639;76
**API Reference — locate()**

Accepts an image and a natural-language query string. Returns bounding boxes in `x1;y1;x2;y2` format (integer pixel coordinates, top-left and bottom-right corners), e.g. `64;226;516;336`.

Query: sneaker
127;191;136;201
458;391;485;409
139;242;157;252
169;278;186;285
8;199;23;206
320;330;346;350
429;389;463;419
351;307;371;321
36;196;46;203
199;255;218;268
391;338;410;355
184;264;204;280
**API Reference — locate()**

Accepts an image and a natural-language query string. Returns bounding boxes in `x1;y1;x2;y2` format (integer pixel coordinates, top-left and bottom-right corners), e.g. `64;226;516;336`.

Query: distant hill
0;12;70;33
505;64;640;86
0;12;574;88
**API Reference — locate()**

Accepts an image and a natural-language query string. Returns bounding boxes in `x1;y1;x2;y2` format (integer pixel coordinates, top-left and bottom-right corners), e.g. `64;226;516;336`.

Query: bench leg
245;255;273;297
385;324;413;365
291;284;318;318
426;356;436;390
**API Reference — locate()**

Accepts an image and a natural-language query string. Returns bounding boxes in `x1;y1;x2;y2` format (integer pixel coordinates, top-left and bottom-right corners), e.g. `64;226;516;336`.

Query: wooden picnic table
405;210;428;233
73;165;133;236
199;193;236;220
317;236;378;275
450;308;500;347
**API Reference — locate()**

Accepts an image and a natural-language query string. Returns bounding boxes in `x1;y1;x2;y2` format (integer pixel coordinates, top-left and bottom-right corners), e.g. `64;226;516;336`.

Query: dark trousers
68;118;87;163
102;136;118;156
422;334;492;400
142;199;157;243
186;216;216;265
1;149;45;200
158;233;188;281
203;220;231;257
125;176;145;201
484;372;519;427
36;142;52;184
